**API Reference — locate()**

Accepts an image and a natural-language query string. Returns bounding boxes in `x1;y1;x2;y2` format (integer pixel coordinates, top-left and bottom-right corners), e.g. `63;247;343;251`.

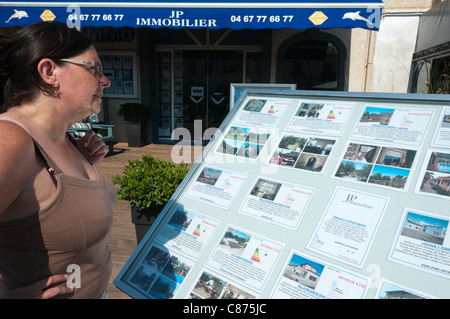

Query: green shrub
112;155;189;210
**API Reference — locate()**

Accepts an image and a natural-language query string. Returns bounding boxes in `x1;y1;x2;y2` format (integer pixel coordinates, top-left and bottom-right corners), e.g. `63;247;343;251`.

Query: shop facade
1;0;441;145
89;26;353;144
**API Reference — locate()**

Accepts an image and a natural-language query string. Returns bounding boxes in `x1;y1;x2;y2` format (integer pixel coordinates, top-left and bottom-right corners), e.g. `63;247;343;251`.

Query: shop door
182;50;243;143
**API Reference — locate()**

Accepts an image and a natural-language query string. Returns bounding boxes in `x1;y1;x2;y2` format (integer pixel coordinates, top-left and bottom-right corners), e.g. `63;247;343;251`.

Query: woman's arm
0;122;35;216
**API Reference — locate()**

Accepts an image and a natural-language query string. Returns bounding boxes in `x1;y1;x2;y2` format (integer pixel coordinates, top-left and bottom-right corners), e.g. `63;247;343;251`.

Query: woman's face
57;46;111;119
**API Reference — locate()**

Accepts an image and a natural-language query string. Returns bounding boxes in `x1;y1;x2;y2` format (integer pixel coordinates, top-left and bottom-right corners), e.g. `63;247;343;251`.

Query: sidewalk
97;142;203;299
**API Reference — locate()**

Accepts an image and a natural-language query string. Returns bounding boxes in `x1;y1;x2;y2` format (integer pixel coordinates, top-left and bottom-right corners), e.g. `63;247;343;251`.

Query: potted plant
118;102;152;147
112;154;189;243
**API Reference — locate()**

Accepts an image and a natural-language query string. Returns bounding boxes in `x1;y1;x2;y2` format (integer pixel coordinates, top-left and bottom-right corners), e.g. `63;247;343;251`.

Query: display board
114;90;450;299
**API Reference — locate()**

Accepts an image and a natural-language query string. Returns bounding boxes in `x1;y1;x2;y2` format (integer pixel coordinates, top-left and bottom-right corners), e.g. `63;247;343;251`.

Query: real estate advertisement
389;208;450;279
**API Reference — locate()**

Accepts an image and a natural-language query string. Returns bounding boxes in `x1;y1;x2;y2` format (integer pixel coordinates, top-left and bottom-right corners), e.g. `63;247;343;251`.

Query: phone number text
68;14;124;21
230;15;294;23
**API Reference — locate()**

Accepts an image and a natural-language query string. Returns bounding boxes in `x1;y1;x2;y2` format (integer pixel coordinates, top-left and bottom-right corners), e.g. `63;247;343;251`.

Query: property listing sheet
388;208;450;279
204;225;284;293
286;101;355;136
239;176;315;230
184;165;248;209
351;105;434;147
232;97;292;127
431;106;450;148
307;186;389;268
270;250;369;299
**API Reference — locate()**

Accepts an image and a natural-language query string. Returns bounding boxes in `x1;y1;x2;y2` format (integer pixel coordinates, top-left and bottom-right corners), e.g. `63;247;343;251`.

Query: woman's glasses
58;58;103;79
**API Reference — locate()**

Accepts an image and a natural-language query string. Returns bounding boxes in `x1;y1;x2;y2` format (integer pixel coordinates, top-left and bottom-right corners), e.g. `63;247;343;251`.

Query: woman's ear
37;58;58;86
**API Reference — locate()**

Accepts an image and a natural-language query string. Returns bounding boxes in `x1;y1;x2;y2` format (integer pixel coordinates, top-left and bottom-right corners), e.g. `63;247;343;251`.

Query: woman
0;22;117;298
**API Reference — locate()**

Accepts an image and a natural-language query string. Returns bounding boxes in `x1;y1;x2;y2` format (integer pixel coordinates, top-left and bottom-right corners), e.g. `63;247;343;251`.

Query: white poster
154;206;221;261
431;107;450;148
240;177;315;230
308;186;390;268
389;208;450;279
286;101;355;136
351;105;434;146
185;166;248;209
205;225;284;292
270;250;369;299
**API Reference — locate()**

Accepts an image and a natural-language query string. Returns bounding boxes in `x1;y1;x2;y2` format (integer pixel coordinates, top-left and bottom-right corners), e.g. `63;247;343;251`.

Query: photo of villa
295;102;325;118
250;178;282;202
219;228;251;256
336;143;417;190
400;211;448;246
368;165;410;188
359;106;395;125
190;271;256;299
168;208;194;231
269;133;336;173
282;253;324;290
343;143;380;163
419;152;450;198
148;274;179;299
441;109;450;128
197;167;223;186
378;281;426;299
335;160;373;182
217;126;271;159
129;245;192;299
217;126;250;155
243;99;267;112
190;271;228;299
222;283;256;299
235;142;263;159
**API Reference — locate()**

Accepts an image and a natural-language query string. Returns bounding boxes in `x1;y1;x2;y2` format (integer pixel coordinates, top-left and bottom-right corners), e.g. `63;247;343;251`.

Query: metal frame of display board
114;90;450;299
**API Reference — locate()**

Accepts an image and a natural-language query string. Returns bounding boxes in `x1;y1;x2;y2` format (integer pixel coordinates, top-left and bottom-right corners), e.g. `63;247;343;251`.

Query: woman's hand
75;129;108;165
0;274;74;299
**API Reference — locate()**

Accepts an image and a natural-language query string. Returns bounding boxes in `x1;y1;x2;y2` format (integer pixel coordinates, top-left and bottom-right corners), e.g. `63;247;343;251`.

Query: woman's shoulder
0;120;35;160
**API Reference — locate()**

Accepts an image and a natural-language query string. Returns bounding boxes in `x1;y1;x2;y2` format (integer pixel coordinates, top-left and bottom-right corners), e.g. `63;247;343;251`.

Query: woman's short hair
0;21;94;110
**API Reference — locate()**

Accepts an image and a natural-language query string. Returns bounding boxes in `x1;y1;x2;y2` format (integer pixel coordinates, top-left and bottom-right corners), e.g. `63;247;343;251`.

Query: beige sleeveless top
0;131;117;299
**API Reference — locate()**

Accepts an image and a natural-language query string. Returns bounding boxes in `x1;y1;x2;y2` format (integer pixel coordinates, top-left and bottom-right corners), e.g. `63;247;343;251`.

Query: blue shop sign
0;0;384;30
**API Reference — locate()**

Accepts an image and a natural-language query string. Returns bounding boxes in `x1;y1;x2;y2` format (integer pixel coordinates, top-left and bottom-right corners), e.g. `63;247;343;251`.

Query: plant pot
131;206;164;243
124;115;147;147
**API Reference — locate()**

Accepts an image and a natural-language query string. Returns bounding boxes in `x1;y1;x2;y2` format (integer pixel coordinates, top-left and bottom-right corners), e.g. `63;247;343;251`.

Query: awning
0;0;384;30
